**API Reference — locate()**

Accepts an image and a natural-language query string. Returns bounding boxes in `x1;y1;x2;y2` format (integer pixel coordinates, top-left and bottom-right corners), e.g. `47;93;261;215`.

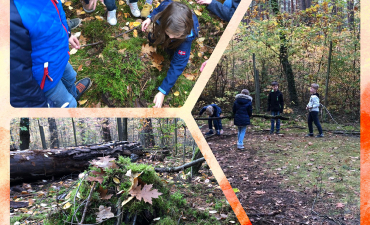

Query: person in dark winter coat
199;104;223;135
10;0;91;108
267;81;284;134
233;89;253;149
195;0;240;22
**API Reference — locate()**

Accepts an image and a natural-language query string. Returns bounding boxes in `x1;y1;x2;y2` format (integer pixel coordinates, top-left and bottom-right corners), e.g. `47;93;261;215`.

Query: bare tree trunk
48;118;59;149
139;119;155;148
101;118;112;142
19;118;30;150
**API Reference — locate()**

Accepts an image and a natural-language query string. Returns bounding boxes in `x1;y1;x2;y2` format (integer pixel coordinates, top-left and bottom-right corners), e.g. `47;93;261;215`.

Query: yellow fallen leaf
133;30;138;37
118;48;127;54
113;177;120;184
233;188;240;193
63;202;72;209
68;6;73;10
174;91;180;96
133;22;141;27
121;196;134;207
194;10;202;16
124;13;130;18
78;99;88;105
64;1;72;6
95;16;104;21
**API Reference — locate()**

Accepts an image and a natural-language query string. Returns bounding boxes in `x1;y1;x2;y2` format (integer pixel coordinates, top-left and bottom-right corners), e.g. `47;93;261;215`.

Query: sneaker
305;133;314;137
127;0;141;17
220;129;224;135
82;1;96;13
237;145;245;150
67;18;81;30
75;78;92;101
141;3;153;18
205;130;214;135
315;134;324;138
216;130;220;136
107;10;117;26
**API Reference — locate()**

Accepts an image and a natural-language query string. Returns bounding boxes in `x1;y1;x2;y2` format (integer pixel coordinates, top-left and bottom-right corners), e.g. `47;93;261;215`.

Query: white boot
126;0;140;17
107;9;117;26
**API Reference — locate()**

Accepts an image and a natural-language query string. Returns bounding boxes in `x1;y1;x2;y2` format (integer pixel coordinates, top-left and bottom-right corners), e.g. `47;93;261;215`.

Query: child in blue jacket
141;0;199;108
199;104;223;135
233;89;253;149
195;0;240;21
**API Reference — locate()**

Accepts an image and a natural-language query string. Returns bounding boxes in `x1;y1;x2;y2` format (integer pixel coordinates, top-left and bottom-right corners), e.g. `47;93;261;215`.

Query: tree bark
48;118;59;149
10;141;143;183
19;118;30;150
139;119;155;148
101;118;112;142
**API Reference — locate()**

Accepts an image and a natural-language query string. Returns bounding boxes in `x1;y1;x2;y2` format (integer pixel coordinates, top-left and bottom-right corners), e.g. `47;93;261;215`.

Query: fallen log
194;114;290;120
154;157;205;173
11;141;143;183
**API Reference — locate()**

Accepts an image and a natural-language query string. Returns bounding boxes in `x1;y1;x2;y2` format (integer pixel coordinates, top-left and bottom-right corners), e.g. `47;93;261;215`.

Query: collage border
1;0;366;224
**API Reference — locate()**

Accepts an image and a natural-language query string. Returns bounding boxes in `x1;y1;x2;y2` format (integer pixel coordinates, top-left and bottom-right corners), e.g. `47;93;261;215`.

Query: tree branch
155;157;205;173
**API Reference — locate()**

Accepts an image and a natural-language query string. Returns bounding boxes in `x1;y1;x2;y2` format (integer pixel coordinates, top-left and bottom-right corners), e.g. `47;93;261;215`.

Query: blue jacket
11;0;70;107
148;0;199;95
233;94;253;126
207;0;240;22
199;104;222;117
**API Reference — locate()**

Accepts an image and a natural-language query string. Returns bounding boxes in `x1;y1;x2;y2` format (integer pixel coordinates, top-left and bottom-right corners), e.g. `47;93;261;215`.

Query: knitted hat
241;89;250;95
205;106;213;116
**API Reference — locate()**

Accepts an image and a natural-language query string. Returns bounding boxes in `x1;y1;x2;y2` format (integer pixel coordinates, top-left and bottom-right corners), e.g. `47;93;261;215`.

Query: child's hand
196;0;212;5
69;36;80;49
200;60;208;72
142;18;151;32
153;92;165;108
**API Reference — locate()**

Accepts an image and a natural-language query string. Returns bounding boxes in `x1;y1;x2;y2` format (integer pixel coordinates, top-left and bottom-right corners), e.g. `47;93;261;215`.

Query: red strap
50;0;69;36
40;67;48;90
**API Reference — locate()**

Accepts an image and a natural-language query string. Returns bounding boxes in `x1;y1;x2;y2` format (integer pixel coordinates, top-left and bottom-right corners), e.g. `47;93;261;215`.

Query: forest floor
10;151;240;225
200;118;360;225
62;0;226;108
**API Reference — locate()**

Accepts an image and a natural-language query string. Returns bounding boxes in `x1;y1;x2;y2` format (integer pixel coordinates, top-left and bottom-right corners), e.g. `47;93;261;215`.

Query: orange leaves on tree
129;183;162;204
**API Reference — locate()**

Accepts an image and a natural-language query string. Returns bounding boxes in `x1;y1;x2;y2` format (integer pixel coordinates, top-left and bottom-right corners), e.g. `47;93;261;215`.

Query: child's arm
280;93;284;113
307;96;314;109
199;106;207;116
247;103;253;117
157;40;192;96
205;0;241;22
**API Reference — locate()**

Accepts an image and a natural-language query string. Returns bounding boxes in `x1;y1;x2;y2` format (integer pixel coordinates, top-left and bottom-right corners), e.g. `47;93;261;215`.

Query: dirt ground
201;124;360;225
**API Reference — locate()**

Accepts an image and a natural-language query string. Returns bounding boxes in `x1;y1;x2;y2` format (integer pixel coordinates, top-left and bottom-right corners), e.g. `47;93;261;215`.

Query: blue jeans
270;111;280;133
237;126;247;147
308;111;323;134
208;117;222;131
44;62;77;108
84;0;117;11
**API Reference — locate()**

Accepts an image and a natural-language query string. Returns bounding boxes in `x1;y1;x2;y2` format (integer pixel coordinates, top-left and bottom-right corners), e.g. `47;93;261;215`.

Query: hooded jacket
307;93;320;112
11;0;70;107
199;104;222;117
233;94;253;126
148;0;199;95
267;89;284;112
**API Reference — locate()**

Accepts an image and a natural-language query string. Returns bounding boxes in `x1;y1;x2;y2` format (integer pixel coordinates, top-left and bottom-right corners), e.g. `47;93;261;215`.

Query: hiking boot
127;0;140;17
107;10;117;25
75;78;92;101
67;18;81;30
82;1;96;13
205;130;214;135
315;134;324;138
305;133;314;137
141;3;153;18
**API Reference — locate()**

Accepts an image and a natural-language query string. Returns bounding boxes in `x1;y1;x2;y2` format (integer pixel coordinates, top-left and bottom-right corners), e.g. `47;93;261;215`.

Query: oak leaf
129;184;162;204
96;205;115;223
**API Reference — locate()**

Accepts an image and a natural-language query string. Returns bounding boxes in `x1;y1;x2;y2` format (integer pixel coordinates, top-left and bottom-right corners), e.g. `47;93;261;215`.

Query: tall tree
271;0;299;105
101;118;112;142
48;118;59;149
19;118;30;150
139;119;155;148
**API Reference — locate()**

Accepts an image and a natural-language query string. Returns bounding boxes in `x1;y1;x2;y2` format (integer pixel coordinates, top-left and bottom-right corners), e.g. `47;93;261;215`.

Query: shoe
216;130;220;136
107;10;117;25
141;3;153;18
75;78;92;101
220;129;224;135
82;1;96;13
67;18;81;30
127;0;141;17
205;130;214;135
276;131;280;134
315;134;324;138
305;133;314;137
269;131;274;135
237;145;245;150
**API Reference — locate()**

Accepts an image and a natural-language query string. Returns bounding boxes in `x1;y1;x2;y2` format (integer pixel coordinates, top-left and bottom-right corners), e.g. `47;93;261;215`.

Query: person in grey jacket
306;83;323;137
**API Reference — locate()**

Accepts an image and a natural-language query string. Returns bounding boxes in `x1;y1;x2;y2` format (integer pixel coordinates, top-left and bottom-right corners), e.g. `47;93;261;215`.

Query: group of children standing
201;82;324;150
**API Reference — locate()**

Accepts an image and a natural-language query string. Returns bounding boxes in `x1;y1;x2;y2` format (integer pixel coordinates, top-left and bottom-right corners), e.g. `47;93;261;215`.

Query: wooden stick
154;157;205;173
79;182;96;225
